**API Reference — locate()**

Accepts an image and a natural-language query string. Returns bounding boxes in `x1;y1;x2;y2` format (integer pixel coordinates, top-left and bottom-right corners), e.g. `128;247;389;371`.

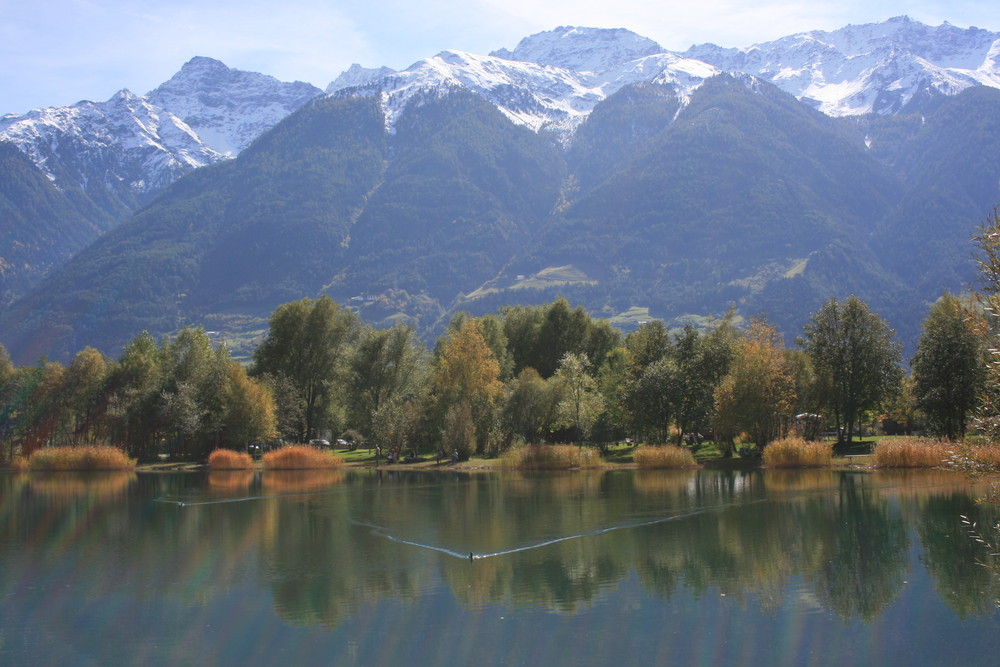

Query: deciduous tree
799;296;902;444
252;296;360;442
912;293;985;439
715;319;796;450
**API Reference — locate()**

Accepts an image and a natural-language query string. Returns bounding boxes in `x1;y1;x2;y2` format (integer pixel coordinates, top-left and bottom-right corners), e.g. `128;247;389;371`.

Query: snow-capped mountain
148;56;322;157
336;28;718;136
490;25;665;72
327;64;398;94
0;58;322;212
0;89;223;203
2;17;999;215
683;16;1000;115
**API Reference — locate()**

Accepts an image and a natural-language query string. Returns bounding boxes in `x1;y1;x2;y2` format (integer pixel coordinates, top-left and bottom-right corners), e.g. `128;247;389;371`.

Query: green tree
61;347;110;446
159;328;217;458
105;331;164;460
799;296;903;445
673;319;737;442
252;296;361;442
551;352;605;444
501;367;556;446
500;298;620;380
912;293;986;439
348;323;427;445
618;321;676;443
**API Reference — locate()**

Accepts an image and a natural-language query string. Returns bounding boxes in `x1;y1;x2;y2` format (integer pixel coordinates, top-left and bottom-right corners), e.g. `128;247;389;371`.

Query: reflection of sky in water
1;469;1000;665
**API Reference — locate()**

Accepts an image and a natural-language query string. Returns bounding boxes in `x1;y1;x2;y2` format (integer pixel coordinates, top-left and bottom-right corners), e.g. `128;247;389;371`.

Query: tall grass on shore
872;437;954;468
207;449;254;470
25;446;137;471
262;445;344;470
500;444;600;469
632;445;697;469
762;437;832;468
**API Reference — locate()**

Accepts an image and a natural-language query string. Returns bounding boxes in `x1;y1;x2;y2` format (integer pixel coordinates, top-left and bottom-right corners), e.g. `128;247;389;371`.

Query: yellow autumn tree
434;319;504;457
714;318;796;452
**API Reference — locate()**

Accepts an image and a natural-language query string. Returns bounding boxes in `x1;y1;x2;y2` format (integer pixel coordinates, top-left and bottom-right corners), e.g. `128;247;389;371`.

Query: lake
2;468;999;666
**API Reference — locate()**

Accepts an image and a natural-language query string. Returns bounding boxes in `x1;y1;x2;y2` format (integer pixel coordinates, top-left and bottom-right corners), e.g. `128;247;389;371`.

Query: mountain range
2;16;999;364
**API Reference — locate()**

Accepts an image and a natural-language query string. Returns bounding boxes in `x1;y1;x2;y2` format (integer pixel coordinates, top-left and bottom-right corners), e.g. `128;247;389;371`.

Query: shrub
207;449;254;470
28;446;136;471
872;437;953;468
633;445;697;469
262;445;344;469
762;437;832;468
500;444;600;469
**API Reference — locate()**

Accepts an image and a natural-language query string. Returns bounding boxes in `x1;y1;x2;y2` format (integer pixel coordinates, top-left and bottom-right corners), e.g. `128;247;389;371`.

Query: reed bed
207;448;254;470
762;437;832;468
262;445;344;469
27;446;136;471
872;437;954;468
632;445;698;469
500;444;601;469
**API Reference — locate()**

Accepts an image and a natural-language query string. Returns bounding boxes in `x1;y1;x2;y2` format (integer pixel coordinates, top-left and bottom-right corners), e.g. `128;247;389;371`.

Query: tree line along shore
6;211;1000;470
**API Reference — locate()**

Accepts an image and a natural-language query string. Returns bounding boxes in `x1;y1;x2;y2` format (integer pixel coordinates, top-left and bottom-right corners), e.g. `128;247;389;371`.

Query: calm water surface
2;468;999;666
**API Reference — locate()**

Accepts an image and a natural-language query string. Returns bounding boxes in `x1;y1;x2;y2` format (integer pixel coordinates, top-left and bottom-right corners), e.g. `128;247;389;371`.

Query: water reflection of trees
2;469;998;629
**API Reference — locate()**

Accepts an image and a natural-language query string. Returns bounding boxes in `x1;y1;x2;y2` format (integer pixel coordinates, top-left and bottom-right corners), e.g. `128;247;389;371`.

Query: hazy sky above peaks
1;0;996;115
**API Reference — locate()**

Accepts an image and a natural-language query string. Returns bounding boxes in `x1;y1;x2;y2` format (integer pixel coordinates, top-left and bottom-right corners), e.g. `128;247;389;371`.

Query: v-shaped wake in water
348;509;712;560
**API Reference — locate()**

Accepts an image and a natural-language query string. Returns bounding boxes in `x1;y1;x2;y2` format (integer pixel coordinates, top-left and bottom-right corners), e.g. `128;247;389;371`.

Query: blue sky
2;0;996;115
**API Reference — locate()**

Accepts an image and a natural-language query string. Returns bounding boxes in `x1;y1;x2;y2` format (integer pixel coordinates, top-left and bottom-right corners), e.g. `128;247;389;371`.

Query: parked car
309;439;331;449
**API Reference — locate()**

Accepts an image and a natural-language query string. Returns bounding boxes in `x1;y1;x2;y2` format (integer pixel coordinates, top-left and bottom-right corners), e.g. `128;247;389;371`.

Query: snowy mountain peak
0;57;322;212
147;57;322;156
684;16;1000;115
4;15;1000;223
327;64;397;94
491;26;664;73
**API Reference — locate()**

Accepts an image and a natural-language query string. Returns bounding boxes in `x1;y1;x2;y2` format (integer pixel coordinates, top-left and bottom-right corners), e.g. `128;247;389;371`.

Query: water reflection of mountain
1;469;997;629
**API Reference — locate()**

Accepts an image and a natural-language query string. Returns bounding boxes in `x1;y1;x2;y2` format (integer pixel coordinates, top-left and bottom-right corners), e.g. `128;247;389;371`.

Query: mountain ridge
2;17;1000;363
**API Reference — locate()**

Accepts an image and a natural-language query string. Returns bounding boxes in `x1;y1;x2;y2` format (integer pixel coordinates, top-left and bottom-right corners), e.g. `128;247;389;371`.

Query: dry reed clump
872;437;954;468
500;444;601;469
262;445;344;470
27;446;136;471
632;445;697;469
762;437;832;468
207;448;254;470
